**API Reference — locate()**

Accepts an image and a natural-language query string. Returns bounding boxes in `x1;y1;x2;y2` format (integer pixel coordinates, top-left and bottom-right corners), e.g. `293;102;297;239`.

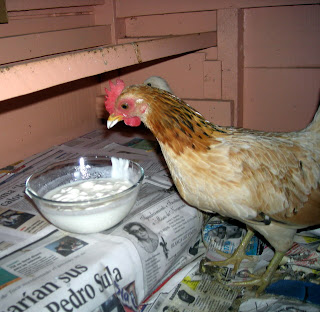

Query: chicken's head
105;80;150;129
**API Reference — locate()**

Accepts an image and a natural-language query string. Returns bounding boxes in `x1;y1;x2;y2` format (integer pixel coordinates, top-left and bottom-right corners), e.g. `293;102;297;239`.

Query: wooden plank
200;47;218;60
186;99;233;126
0;77;101;168
203;61;221;99
7;6;94;17
0;14;95;37
124;11;216;37
117;37;160;43
118;52;206;99
244;5;320;67
243;68;320;132
218;8;243;127
137;32;216;66
6;0;104;11
0;31;217;101
116;0;319;17
0;25;111;65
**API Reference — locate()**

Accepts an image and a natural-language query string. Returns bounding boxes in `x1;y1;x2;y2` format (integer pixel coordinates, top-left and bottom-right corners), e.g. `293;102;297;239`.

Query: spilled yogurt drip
45;178;133;202
111;157;130;180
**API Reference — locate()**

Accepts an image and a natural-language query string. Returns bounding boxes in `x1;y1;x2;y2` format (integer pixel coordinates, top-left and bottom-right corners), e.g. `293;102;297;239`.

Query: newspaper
0;129;204;311
202;216;320;280
141;262;240;312
239;298;320;312
140;216;320;312
0;129;166;257
200;216;320;310
202;216;273;281
1;128;320;311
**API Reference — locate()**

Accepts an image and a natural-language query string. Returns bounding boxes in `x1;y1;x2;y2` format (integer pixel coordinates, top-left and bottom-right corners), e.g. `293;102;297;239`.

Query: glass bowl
25;156;144;234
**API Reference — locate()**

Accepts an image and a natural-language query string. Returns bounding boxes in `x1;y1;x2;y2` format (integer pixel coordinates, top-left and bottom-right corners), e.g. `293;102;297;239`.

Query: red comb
105;79;125;114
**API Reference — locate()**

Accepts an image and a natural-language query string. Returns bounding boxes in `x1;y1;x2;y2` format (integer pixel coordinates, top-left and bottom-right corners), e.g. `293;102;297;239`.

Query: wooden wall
0;0;113;64
0;0;319;168
243;5;320;131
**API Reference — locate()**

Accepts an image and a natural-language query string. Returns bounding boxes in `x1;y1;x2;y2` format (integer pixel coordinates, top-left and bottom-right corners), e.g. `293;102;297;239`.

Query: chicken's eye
147;83;152;86
121;103;129;110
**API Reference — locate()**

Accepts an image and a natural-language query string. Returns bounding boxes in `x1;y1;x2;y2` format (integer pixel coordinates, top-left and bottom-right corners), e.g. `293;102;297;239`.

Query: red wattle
124;117;141;127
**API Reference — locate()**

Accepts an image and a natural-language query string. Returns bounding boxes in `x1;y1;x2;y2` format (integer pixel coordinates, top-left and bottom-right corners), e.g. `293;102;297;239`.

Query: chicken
105;79;320;294
143;76;173;93
97;76;172;120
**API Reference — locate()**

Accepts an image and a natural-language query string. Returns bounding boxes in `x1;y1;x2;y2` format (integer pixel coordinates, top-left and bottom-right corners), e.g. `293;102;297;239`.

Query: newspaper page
1;128;320;311
0;129;164;258
141;261;240;312
239;298;320;312
200;216;320;310
202;216;273;281
0;129;205;311
202;215;320;280
140;216;320;312
0;148;69;257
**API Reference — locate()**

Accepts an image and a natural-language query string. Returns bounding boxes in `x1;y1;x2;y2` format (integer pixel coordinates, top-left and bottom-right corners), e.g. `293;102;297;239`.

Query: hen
105;79;320;294
143;76;173;93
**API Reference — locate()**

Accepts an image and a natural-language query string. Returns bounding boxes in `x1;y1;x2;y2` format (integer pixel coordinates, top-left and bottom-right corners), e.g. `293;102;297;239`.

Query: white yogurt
45;178;133;204
41;178;137;233
27;157;143;233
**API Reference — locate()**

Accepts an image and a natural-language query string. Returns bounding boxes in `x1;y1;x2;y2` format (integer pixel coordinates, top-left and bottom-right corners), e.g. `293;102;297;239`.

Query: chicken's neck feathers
144;92;229;156
139;91;320;227
144;92;320;160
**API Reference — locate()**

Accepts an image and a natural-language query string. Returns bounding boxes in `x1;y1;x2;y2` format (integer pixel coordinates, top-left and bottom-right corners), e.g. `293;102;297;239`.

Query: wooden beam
6;0;104;11
116;0;319;17
0;31;216;101
0;26;111;65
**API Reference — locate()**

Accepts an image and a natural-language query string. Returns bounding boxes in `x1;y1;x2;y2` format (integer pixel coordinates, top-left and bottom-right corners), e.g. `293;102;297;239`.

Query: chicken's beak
107;114;123;129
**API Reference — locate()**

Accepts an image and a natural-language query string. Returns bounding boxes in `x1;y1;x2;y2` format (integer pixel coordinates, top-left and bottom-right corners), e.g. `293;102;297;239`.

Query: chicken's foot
232;250;285;295
201;228;255;276
200;228;285;295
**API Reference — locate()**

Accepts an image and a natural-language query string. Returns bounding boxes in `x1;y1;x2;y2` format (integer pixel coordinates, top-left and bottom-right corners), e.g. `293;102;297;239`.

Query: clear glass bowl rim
25;156;144;206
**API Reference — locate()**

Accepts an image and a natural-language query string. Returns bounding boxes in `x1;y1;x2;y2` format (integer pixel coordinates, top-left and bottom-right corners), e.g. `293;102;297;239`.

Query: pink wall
0;1;319;168
243;5;320;131
0;78;101;168
102;51;233;126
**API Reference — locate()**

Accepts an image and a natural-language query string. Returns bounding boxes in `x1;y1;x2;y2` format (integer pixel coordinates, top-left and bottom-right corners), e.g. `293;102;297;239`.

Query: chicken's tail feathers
305;103;320;133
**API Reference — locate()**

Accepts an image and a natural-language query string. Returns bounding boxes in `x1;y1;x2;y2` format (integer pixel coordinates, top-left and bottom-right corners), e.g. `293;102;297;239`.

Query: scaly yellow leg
201;228;255;275
233;250;285;295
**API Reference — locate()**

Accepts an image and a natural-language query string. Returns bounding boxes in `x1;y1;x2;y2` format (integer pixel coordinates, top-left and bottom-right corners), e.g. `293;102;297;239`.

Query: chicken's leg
201;228;255;276
232;250;285;295
201;221;296;295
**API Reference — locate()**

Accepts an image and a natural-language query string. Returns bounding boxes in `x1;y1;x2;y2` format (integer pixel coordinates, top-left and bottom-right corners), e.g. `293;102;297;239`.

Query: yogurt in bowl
25;156;144;233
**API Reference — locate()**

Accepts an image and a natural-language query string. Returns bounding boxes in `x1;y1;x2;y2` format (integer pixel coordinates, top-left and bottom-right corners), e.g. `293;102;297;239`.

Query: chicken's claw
200;228;286;296
201;228;256;278
231;251;286;296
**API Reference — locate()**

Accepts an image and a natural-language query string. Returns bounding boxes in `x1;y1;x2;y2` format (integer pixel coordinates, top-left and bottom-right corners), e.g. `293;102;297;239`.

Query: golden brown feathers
107;83;320;293
114;85;320;229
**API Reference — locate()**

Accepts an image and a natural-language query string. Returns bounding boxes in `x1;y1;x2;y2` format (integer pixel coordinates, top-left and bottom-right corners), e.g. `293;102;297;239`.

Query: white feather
143;76;173;93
